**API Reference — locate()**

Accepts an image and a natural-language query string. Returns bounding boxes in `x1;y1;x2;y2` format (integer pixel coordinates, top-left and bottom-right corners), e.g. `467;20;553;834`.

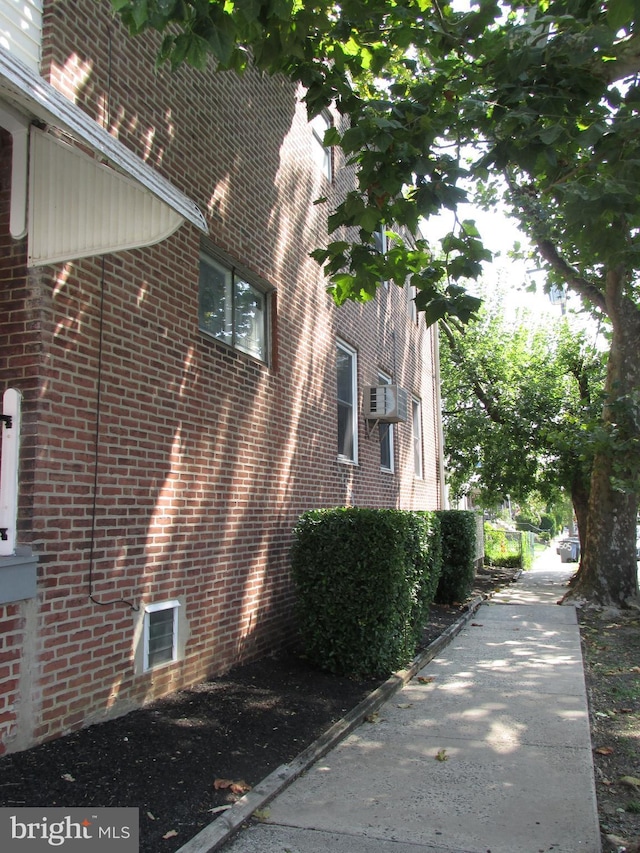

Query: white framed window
373;225;387;256
143;600;180;671
311;110;333;181
199;250;269;362
412;396;423;479
337;340;358;463
373;226;389;290
378;372;394;472
407;281;418;323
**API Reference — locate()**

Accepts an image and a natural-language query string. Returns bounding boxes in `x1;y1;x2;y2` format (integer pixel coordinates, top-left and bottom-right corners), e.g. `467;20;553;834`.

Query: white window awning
0;48;208;263
27;127;193;266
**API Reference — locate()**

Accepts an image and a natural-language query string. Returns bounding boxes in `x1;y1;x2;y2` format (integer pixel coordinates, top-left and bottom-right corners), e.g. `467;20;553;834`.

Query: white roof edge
0;49;208;234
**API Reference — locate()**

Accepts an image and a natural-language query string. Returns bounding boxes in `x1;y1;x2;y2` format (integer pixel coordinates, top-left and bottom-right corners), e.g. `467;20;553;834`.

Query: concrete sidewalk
196;547;602;853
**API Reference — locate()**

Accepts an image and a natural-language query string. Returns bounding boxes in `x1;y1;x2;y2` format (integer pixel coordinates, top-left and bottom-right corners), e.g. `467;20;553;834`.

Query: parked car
557;537;581;563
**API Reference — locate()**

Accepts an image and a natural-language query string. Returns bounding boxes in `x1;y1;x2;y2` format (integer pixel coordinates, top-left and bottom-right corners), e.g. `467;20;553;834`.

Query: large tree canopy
439;295;606;555
111;0;640;604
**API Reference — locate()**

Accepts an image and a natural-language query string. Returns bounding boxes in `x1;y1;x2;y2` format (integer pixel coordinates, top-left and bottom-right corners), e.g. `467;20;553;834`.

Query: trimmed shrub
539;513;556;537
291;508;441;677
515;515;538;533
434;510;476;605
415;510;443;618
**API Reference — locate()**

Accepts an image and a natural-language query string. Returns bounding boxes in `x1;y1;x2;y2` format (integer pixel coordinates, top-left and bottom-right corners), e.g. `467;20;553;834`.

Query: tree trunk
566;270;640;606
570;454;638;604
570;472;590;573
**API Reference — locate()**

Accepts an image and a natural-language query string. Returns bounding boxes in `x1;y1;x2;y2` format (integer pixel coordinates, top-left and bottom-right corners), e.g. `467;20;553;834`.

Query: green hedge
291;508;442;677
434;510;477;605
540;513;557;538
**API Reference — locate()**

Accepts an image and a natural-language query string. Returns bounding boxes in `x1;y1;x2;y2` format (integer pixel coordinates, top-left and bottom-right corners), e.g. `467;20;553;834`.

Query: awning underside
28;128;188;266
0;48;208;265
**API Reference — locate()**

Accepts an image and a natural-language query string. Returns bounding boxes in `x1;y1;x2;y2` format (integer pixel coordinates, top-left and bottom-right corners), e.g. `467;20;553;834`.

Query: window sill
337;456;358;466
0;547;38;605
199;330;269;369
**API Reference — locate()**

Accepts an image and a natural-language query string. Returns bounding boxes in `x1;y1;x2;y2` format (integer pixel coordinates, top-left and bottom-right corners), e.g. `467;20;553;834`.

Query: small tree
440;297;605;563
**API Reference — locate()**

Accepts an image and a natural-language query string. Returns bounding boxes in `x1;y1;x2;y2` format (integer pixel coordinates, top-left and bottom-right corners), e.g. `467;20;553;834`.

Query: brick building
0;0;445;753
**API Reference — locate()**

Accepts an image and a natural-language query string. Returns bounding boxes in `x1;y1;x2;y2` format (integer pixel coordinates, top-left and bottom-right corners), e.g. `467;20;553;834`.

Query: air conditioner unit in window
363;385;408;423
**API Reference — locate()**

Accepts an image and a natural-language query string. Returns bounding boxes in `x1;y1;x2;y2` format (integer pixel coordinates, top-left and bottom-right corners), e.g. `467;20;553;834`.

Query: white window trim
378;371;395;473
412;396;423;479
407;280;418;324
311;109;333;181
143;600;181;672
337;339;358;464
374;226;389;290
198;248;271;364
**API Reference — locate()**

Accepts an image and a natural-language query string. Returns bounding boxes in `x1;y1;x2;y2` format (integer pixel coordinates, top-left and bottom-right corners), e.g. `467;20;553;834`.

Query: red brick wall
0;130;40;754
0;0;443;752
0;603;21;753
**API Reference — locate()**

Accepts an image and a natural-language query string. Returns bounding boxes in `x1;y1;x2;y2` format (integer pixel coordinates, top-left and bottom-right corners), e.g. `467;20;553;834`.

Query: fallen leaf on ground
365;712;381;723
214;778;251;794
253;809;271;821
471;623;483;627
620;776;640;788
162;830;178;839
595;746;615;755
397;703;413;709
417;676;434;684
61;773;75;782
146;812;155;821
208;805;232;814
435;749;448;762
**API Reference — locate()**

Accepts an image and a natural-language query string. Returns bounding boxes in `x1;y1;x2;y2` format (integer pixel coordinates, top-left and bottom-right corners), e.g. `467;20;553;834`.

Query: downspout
433;324;448;510
0;103;29;239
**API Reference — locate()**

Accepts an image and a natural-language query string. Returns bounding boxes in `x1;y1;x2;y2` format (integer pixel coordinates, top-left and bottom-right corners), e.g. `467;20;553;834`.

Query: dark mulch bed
579;606;640;853
0;565;517;853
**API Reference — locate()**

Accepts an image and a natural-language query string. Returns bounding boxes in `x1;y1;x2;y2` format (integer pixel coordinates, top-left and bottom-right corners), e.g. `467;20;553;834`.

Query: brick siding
0;0;443;752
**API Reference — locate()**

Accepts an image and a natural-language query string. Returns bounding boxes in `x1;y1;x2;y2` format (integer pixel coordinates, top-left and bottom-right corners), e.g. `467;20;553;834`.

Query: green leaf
323;127;342;147
538;125;563;145
358;207;383;234
170;32;191;68
186;34;210;70
131;0;149;31
607;0;635;30
341;126;368;154
310;248;329;264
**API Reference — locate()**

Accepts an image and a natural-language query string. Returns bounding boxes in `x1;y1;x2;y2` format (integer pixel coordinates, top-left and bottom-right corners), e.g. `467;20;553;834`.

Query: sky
426;202;562;321
426;201;608;353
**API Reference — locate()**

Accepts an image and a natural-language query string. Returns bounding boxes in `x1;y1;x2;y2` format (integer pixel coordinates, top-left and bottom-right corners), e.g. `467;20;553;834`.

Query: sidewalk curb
175;594;485;853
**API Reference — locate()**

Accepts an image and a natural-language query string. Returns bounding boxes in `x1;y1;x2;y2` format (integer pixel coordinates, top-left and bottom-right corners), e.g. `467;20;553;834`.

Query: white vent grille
363;385;408;423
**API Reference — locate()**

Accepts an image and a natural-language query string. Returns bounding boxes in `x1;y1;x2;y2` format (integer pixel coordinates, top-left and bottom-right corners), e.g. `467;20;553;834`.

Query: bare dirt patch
579;606;640;853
